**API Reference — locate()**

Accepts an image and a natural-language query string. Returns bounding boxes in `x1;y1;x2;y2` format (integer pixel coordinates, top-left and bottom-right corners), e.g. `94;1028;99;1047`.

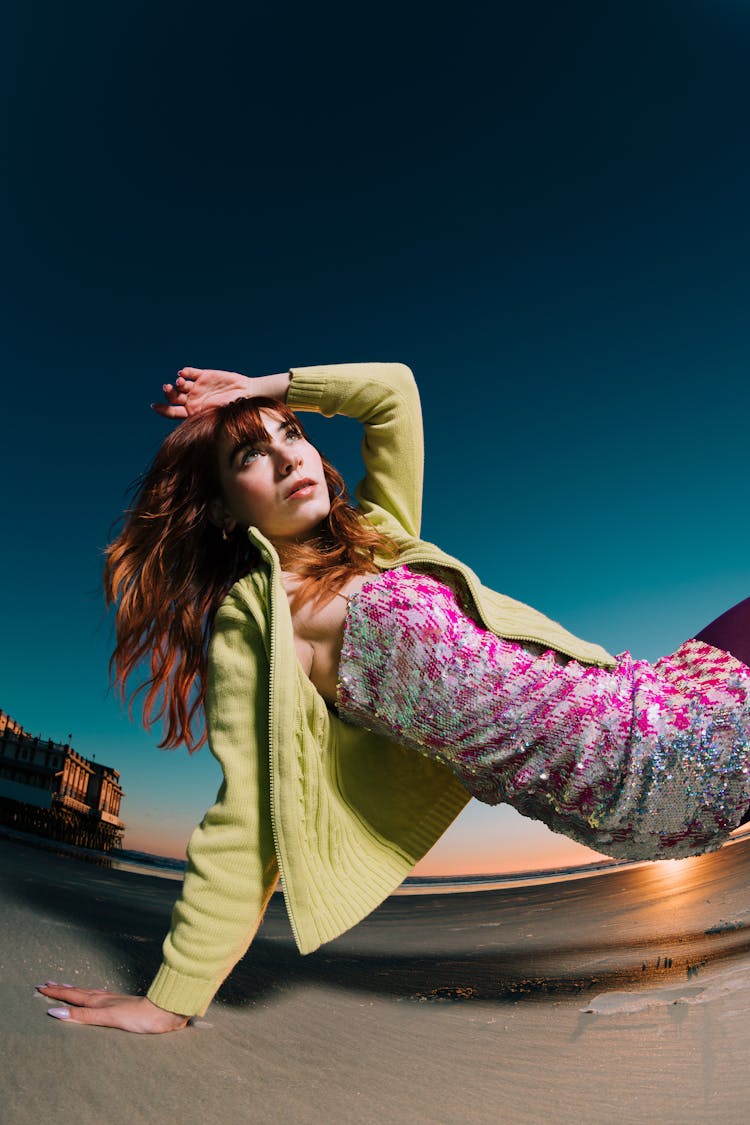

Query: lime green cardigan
147;363;615;1017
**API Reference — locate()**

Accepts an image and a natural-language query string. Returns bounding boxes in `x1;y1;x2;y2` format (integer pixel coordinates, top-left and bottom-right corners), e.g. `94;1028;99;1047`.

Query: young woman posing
37;362;750;1033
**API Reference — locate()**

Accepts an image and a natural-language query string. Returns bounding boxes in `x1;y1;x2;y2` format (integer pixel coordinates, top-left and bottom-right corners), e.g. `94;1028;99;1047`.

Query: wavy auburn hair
104;397;397;751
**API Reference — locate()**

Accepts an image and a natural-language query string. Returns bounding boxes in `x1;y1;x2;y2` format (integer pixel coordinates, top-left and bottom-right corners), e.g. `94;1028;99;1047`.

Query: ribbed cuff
146;963;219;1019
287;368;329;412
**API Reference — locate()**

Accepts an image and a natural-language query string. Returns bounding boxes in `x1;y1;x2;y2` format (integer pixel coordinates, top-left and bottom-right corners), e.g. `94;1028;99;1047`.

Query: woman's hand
36;983;190;1034
152;367;291;419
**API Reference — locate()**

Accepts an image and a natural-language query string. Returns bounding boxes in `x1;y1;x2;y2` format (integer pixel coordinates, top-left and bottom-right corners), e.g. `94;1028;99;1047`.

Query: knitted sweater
146;363;615;1017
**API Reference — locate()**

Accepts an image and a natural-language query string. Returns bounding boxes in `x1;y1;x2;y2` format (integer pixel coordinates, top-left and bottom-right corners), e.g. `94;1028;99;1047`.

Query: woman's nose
277;448;302;474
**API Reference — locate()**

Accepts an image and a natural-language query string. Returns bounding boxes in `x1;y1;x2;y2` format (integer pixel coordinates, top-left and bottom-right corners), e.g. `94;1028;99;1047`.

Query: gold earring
222;527;229;542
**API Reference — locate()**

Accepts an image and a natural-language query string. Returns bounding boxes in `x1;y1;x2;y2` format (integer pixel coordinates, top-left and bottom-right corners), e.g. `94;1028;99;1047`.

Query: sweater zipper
266;557;304;950
390;549;591;663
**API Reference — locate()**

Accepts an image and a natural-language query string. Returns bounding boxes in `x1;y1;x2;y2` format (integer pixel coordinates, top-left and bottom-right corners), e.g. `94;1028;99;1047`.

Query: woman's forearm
248;371;292;400
146;594;280;1019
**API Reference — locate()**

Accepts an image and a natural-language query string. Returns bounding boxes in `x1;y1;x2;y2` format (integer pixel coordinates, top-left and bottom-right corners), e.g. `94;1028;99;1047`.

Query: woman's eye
286;428;302;442
240;448;262;465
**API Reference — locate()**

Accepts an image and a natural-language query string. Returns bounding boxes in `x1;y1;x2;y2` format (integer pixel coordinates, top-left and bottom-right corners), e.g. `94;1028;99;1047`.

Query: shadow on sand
5;833;750;1009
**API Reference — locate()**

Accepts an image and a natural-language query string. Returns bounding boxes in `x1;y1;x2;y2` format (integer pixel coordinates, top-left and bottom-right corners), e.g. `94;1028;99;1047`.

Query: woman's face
213;409;331;545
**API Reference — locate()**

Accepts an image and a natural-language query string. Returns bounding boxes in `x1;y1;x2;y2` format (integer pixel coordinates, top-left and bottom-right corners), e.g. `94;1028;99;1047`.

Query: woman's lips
286;478;316;499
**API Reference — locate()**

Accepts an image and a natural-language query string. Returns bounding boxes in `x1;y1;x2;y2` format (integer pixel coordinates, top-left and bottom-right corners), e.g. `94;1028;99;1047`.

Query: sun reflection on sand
650;856;701;885
623;830;750;897
617;855;707;902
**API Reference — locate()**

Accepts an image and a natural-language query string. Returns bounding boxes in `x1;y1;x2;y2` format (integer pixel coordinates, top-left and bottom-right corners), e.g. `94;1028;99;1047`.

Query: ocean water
7;825;749;890
106;827;750;889
111;846;637;891
2;826;631;887
110;847;188;881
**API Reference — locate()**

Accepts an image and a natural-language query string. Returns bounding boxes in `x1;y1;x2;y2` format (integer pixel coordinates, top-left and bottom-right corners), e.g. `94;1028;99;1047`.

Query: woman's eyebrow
228;438;259;467
227;422;292;466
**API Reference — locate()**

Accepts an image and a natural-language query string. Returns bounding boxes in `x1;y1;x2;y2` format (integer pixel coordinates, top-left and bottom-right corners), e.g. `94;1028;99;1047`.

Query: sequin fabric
336;566;750;861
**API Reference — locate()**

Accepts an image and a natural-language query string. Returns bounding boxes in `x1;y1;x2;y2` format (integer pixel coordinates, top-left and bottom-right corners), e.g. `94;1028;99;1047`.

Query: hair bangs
218;396;310;455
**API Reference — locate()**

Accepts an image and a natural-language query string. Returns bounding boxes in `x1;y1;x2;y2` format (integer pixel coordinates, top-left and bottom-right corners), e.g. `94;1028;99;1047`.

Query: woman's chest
282;572;372;701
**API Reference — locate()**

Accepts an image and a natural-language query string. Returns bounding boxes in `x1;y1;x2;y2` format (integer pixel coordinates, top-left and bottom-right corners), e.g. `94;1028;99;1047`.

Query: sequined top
337;566;750;861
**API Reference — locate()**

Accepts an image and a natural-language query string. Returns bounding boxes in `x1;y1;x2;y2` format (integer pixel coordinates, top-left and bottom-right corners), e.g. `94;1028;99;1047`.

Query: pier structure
0;710;125;851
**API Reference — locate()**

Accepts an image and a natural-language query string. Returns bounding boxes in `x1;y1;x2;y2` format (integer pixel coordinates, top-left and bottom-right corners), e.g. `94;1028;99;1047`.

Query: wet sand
4;833;750;1124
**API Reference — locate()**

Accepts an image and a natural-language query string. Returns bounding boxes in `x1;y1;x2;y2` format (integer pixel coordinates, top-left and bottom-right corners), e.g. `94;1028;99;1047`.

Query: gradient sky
2;1;750;873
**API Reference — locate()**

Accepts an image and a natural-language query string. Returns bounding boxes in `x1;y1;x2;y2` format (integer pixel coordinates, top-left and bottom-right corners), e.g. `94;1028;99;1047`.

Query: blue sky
2;1;750;869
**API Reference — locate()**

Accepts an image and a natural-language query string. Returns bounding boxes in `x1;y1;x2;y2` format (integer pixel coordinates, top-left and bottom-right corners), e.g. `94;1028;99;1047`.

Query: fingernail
48;1007;71;1020
45;980;58;986
61;983;73;988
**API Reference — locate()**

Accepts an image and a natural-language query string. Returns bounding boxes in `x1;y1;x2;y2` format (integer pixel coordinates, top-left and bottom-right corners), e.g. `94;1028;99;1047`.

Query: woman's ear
208;498;236;532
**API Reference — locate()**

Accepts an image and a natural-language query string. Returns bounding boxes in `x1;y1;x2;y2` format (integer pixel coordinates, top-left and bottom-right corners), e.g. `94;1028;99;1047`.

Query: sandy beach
5;833;750;1124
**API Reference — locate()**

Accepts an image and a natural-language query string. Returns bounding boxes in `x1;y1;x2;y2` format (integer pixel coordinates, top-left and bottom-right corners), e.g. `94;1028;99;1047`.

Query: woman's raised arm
153;362;425;541
287;362;424;542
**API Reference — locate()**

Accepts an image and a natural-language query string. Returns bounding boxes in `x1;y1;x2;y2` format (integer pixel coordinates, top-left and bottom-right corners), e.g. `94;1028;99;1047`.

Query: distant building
0;709;124;851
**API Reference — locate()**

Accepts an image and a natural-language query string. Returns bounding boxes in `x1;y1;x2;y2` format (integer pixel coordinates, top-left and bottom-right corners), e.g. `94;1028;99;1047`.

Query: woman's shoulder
213;574;270;639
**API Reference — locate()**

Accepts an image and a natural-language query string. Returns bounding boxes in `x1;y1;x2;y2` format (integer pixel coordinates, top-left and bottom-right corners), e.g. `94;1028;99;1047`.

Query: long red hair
104;397;396;750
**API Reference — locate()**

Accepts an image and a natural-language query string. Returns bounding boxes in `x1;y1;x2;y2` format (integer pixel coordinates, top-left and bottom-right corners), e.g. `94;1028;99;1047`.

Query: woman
38;362;750;1033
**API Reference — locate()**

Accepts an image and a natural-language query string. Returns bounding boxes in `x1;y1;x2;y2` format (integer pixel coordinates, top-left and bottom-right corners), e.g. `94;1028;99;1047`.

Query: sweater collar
246;525;278;566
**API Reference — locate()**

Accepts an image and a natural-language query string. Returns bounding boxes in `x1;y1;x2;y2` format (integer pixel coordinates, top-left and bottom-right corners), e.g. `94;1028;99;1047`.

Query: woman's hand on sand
37;984;189;1034
153;367;291;419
